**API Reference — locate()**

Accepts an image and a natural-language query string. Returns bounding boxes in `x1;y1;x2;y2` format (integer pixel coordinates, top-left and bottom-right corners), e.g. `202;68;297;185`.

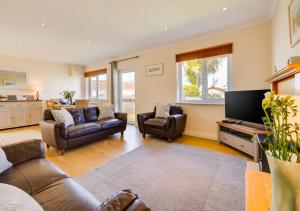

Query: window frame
177;54;232;105
87;73;108;101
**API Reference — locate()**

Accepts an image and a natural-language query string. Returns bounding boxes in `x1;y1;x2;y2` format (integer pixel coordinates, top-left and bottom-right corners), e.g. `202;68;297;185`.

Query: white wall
0;55;86;102
272;0;300;69
87;22;271;140
271;0;300;125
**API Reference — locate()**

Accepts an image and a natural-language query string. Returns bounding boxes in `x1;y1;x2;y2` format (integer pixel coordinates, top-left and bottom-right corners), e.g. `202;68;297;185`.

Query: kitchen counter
0;100;42;102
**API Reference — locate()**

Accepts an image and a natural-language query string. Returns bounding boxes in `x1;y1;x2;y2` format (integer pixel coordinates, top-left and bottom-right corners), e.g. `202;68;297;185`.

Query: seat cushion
96;118;123;130
0;159;68;195
33;178;99;211
66;108;86;124
144;118;167;129
67;123;101;139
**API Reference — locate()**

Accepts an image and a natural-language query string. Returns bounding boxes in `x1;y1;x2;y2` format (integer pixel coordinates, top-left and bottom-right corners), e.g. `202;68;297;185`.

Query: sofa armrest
114;112;128;124
137;112;155;133
39;120;68;150
166;114;187;138
98;190;150;211
2;139;45;166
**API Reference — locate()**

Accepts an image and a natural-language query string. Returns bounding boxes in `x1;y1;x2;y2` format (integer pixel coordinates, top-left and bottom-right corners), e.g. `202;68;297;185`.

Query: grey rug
76;141;246;211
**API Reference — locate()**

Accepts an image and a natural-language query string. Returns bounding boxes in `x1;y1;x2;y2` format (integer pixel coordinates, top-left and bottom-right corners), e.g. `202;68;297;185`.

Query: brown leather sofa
137;106;187;142
40;107;127;155
0;139;150;211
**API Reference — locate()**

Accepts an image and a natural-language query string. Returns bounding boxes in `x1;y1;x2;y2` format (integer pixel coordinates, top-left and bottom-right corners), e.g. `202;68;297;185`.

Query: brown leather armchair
137;106;187;142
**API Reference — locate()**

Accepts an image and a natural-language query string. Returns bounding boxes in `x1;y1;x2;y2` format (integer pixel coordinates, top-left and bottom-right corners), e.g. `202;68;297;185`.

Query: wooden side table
246;169;272;211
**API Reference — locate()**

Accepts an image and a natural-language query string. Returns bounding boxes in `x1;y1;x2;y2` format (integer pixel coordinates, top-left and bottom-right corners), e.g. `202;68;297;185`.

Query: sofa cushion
96;118;123;130
66;108;86;124
51;109;75;127
0;159;68;195
170;106;183;115
33;178;99;211
144;118;167;129
67;123;102;139
0;183;43;211
83;107;99;122
0;147;12;174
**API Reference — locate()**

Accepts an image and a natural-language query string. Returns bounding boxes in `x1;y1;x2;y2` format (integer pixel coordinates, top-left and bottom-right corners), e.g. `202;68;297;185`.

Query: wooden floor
0;125;251;177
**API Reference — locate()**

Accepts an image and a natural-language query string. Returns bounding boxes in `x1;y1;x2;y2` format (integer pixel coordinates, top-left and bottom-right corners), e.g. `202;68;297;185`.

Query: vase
267;154;300;211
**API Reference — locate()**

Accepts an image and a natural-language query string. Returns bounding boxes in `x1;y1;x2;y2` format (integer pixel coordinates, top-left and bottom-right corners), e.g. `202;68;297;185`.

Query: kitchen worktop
0;100;42;102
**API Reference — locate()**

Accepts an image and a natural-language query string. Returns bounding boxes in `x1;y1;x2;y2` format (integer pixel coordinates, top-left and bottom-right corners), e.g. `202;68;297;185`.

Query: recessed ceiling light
51;42;55;46
164;27;168;31
222;7;228;11
41;22;46;26
86;39;91;43
17;43;23;47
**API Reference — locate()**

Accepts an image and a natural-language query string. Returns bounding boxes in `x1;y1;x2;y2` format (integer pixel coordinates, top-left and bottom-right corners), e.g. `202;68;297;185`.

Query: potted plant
261;92;300;211
61;90;76;105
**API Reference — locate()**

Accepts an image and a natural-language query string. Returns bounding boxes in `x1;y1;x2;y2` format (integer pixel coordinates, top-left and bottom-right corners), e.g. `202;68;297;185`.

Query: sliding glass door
119;70;135;124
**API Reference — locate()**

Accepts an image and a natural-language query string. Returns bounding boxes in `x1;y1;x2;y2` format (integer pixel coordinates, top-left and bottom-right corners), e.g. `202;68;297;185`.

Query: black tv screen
225;90;270;124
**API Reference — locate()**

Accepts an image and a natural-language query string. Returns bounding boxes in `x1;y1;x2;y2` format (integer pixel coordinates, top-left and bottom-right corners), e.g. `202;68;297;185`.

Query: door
28;107;42;125
0;103;11;129
27;102;42;125
119;70;135;124
11;102;27;127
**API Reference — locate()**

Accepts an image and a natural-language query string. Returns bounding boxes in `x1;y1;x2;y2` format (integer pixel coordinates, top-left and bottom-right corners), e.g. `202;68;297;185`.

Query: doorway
119;70;135;124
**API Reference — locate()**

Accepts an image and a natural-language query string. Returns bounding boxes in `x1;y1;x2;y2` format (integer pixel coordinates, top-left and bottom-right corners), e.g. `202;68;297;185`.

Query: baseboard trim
183;130;218;141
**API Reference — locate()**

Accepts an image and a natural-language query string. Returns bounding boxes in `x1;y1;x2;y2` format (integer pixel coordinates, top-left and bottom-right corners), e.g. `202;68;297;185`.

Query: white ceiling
0;0;277;65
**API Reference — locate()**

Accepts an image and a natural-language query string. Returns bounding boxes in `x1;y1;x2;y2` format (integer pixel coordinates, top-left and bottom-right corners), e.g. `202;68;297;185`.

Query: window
88;74;108;100
176;43;232;104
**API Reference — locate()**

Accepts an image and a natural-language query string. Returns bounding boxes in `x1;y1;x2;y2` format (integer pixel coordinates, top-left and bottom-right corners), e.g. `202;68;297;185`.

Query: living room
0;0;300;210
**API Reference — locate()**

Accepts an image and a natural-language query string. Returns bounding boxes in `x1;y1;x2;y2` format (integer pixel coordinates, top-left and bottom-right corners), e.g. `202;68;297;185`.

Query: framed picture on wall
3;80;16;87
289;0;300;47
146;63;163;76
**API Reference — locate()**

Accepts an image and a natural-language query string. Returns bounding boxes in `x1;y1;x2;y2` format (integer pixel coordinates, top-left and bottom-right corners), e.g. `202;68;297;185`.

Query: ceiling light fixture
86;39;91;43
222;7;228;11
164;27;168;31
41;22;46;26
51;42;55;46
17;43;23;47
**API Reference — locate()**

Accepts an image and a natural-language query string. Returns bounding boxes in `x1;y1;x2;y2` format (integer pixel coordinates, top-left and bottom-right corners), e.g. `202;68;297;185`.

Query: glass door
119;70;135;124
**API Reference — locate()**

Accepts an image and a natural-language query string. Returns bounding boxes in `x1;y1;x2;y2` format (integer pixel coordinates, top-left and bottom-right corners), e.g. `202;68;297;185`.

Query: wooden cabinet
0;103;12;129
217;121;269;162
27;106;42;125
0;101;42;129
11;102;28;127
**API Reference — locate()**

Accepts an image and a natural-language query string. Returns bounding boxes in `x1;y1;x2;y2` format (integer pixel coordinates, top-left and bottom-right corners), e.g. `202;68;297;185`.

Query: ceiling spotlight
51;42;55;46
86;39;91;43
41;22;46;26
222;7;228;11
164;27;168;31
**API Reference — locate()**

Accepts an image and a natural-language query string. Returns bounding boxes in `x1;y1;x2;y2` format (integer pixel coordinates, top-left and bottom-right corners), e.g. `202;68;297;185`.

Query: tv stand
217;121;269;162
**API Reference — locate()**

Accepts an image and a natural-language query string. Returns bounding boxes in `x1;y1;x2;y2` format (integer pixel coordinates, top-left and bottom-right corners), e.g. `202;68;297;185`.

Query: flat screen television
225;89;270;125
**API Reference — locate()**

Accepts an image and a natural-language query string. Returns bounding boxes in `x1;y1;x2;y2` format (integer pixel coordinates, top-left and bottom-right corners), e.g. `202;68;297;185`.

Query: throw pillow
155;103;170;118
98;105;115;120
0;183;43;211
0;147;12;174
51;109;74;127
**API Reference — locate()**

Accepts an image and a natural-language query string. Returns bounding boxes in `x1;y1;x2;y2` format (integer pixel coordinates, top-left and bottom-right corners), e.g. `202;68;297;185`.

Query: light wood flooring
0;125;252;177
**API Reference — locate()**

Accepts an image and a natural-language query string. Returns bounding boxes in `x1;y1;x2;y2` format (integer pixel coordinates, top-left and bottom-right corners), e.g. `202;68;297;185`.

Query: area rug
76;141;246;211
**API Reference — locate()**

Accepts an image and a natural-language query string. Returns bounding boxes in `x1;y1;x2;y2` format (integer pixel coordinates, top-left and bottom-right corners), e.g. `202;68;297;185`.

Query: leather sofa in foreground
40;107;127;155
0;139;150;211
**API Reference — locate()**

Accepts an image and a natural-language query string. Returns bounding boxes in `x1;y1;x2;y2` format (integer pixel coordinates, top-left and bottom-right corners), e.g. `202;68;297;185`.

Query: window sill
176;101;225;106
88;99;108;102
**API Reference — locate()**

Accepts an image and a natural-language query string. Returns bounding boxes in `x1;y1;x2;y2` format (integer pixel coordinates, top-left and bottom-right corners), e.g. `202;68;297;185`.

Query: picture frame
3;80;16;87
146;63;163;76
289;0;300;47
